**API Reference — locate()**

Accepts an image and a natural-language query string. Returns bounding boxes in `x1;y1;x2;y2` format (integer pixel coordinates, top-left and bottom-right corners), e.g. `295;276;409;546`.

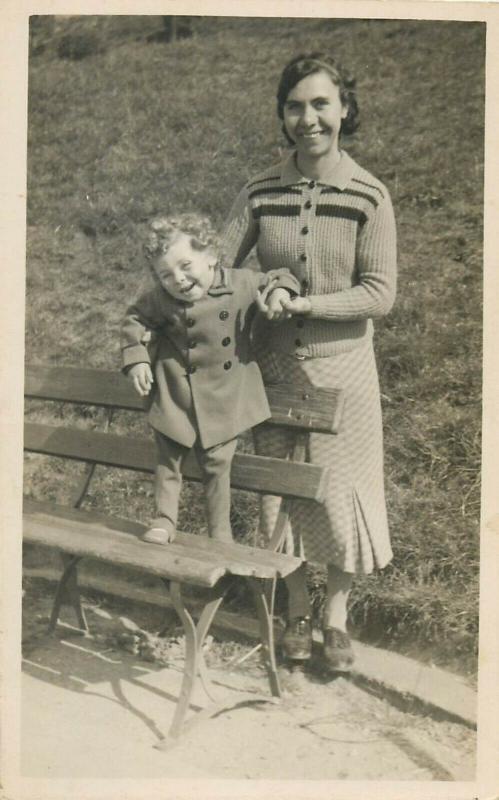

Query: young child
121;214;300;545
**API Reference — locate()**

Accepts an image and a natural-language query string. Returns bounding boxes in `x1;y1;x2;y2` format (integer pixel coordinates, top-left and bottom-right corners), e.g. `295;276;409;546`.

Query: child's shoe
141;518;176;545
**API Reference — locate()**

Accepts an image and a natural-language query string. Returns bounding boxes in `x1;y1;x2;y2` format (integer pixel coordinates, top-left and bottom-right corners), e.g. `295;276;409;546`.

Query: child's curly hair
143;213;220;261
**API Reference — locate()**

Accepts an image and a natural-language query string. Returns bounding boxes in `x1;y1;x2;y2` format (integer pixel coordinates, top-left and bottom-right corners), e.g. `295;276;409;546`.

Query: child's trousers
152;430;238;542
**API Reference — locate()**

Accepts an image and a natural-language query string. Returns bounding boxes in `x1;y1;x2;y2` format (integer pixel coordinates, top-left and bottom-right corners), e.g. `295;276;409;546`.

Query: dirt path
21;584;476;781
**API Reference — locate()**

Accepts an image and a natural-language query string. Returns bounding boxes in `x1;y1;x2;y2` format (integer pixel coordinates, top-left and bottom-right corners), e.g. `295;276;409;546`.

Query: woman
222;53;397;671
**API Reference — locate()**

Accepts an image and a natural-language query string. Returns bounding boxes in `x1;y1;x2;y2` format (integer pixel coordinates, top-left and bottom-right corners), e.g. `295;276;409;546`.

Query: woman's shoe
322;627;354;672
281;616;312;660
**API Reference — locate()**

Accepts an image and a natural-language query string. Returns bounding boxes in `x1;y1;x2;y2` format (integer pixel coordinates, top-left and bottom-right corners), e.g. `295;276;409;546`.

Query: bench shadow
22;627;189;743
22;615;272;744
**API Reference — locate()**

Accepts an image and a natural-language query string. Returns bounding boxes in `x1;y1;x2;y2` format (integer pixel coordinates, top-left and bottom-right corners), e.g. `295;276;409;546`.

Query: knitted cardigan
222;149;397;357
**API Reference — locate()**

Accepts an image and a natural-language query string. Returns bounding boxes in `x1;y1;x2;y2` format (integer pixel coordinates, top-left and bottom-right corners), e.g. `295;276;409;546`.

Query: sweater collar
280;149;355;191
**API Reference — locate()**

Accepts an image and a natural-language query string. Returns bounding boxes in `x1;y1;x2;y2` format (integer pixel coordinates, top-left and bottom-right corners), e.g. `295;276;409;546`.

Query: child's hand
256;287;294;321
128;363;154;396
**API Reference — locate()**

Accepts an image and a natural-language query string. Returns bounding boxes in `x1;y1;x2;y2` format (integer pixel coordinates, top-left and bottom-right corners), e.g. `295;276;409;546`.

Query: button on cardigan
222;149;397;358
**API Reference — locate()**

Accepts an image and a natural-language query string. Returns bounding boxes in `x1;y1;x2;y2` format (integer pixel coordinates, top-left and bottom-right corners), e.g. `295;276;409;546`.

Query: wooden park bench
23;364;343;749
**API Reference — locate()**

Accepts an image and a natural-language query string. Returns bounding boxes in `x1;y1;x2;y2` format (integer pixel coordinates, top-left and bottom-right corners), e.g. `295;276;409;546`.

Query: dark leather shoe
323;627;354;672
281;616;312;661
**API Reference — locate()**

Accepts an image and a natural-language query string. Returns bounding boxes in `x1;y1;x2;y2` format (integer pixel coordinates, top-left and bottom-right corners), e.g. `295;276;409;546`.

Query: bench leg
195;592;227;702
246;577;281;698
165;581;198;739
156;579;229;746
48;554;89;635
155;578;280;751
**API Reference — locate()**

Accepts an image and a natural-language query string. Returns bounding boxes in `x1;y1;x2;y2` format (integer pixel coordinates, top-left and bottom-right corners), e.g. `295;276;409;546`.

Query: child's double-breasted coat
121;265;300;449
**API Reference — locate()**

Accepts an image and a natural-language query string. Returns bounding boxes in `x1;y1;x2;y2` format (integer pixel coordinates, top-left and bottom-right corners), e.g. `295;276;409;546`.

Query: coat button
188;340;197;349
219;310;229;320
301;226;309;235
222;336;231;346
308;180;315;189
295;339;302;347
300;254;307;262
186;318;195;328
304;200;312;209
223;361;232;370
186;365;197;375
297;319;305;328
301;278;309;289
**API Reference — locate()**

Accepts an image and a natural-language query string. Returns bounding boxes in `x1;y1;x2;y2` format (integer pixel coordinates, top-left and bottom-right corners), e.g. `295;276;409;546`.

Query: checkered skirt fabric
254;339;392;574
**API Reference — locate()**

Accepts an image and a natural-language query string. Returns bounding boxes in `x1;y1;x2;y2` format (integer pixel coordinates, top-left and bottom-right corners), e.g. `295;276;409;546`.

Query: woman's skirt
254;337;392;574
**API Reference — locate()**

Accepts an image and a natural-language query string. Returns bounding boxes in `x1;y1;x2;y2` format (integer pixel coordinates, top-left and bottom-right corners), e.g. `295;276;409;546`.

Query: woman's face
282;70;348;160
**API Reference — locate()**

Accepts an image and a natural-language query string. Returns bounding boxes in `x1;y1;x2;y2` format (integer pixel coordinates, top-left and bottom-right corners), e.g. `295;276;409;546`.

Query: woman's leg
253;423;313;659
286;564;311;619
280;564;313;660
323;564;353;631
322;563;355;671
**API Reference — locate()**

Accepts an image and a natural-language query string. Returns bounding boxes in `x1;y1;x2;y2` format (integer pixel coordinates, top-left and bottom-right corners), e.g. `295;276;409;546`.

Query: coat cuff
122;344;150;369
267;269;301;296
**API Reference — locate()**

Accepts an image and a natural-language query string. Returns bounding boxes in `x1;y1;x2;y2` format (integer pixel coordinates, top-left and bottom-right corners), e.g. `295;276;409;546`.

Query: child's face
152;233;216;303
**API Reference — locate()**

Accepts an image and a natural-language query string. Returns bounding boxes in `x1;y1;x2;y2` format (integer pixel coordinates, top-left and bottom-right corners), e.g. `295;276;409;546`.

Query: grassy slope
25;16;483;675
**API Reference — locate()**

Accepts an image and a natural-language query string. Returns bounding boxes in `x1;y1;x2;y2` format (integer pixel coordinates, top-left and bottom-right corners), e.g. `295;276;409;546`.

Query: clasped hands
256;285;312;321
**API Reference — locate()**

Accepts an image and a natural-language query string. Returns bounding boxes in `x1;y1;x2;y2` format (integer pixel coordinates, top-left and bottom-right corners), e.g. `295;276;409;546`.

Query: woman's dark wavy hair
276;52;359;144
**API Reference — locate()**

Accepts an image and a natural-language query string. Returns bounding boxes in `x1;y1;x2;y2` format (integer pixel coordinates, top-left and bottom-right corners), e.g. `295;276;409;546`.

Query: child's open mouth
181;282;196;294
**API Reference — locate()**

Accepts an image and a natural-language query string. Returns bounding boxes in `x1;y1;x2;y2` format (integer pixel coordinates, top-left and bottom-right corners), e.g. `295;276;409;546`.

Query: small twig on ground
225;642;262;668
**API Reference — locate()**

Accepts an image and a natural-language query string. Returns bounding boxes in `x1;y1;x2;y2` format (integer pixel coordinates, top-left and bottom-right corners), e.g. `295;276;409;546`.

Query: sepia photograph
1;2;498;798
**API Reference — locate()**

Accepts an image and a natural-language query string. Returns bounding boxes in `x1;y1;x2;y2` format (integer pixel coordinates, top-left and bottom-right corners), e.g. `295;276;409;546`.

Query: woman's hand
281;295;312;316
256;287;294;321
128;363;154;396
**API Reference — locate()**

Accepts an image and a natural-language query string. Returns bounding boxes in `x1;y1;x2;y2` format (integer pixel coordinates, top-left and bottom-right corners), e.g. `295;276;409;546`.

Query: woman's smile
301;130;326;138
298;128;330;146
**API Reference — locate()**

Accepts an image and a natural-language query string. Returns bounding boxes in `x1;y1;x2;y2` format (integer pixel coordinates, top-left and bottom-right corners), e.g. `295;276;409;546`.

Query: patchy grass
24;16;483;677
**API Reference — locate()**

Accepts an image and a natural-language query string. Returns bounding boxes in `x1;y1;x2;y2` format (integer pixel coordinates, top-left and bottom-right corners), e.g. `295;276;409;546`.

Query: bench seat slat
23;500;301;586
24;422;330;502
25;365;343;434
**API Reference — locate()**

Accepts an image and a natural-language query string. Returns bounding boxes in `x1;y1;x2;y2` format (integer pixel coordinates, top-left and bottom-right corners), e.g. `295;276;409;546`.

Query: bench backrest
25;365;344;433
24;365;344;504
